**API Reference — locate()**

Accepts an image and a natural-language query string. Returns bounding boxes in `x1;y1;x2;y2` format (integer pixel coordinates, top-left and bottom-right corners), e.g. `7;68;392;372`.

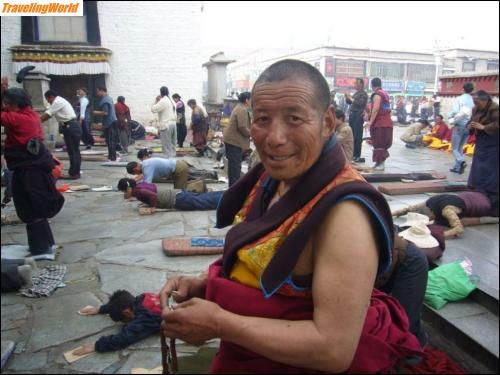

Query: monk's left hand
470;122;485;131
161;298;222;346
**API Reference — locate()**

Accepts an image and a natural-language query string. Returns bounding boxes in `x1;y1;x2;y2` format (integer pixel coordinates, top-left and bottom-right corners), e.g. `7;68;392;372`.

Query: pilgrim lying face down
117;178;224;214
392;191;499;238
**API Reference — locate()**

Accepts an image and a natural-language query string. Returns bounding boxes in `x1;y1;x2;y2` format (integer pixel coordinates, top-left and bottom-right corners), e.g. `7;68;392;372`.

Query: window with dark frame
21;1;101;45
334;59;365;77
370;62;404;80
487;61;499;71
462;61;476;72
407;64;435;83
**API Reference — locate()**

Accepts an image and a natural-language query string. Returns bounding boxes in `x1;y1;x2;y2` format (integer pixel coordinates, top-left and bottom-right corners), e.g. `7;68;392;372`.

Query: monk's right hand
159;273;208;309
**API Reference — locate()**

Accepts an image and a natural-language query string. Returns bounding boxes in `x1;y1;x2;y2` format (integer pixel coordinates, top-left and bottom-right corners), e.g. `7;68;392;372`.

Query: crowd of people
1;58;498;373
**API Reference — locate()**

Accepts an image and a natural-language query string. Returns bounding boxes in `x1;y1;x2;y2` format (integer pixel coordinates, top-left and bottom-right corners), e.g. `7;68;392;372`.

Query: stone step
423;300;499;373
423;225;499;373
434;225;499;301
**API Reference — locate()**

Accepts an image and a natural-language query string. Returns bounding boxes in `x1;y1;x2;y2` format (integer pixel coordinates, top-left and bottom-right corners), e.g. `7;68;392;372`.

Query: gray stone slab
185;229;209;237
52;223;114;244
182;212;211;229
57;241;99;263
29;292;115;352
50;326;120;365
438;236;499;299
450;312;499;357
96;244;217;278
208;226;231;237
1;303;29;331
1;293;29;306
45;328;121;374
97;264;168;297
428;300;490;319
95;240;167;269
146;221;185;241
468;224;500;242
127;335;161;350
6;351;47;372
64;349;121;373
117;350;162;374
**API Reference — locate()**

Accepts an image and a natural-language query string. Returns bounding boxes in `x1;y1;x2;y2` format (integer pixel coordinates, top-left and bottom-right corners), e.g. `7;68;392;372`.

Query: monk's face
251;79;335;186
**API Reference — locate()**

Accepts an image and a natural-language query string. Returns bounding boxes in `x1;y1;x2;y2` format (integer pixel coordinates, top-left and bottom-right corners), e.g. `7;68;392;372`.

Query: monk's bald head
252;59;331;114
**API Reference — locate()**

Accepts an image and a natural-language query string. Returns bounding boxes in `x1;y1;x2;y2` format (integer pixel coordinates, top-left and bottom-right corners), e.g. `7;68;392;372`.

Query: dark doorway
48;74;106;118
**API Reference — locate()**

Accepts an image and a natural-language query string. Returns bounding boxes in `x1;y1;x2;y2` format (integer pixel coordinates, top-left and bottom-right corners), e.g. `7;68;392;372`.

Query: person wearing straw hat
393;191;499;238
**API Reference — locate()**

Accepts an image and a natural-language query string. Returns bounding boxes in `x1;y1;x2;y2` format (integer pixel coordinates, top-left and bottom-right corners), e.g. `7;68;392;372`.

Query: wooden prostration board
361;171;447;183
52;152;107;162
162;236;224;256
101;161;129;167
378;180;469;195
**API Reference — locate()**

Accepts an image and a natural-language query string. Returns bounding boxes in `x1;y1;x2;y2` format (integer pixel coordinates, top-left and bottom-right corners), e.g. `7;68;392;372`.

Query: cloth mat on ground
163;236;224;256
19;264;67;298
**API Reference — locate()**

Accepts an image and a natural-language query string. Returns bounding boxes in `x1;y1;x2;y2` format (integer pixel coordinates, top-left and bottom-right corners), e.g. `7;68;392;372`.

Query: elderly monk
158;60;421;373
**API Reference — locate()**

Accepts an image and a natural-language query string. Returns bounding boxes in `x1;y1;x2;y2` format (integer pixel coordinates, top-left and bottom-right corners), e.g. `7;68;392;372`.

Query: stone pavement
1;128;498;373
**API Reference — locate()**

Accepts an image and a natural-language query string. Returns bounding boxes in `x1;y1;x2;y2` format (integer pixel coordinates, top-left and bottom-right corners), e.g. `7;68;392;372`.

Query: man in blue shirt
126;158;189;189
448;82;474;174
94;86;118;161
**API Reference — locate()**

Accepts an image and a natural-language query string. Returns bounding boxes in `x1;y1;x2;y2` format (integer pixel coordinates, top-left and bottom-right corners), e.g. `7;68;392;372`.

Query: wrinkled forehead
252;80;317;112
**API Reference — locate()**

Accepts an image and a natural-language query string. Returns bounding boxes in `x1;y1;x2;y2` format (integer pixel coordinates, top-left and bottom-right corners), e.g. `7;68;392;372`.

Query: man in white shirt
77;87;94;150
40;90;82;179
151;86;177;158
126;158;189;189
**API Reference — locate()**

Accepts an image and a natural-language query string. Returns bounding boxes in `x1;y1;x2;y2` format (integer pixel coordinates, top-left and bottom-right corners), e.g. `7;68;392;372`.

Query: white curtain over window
13;61;110;76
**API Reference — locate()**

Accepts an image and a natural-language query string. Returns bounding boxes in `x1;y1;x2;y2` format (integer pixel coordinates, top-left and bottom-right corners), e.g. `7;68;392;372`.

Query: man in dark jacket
468;90;499;198
345;78;368;162
73;290;162;355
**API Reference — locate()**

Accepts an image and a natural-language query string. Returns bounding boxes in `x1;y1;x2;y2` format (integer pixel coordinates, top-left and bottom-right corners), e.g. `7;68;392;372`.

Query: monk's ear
322;105;336;138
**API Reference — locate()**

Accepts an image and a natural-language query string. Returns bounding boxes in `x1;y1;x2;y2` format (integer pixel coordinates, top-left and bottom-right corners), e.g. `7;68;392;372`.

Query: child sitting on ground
73;290;162;355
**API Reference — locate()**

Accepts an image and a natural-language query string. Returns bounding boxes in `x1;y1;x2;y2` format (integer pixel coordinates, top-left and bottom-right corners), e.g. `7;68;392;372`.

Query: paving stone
29;292;116;352
6;351;47;372
50;327;120;365
185;229;209;237
146;221;185;240
63;350;121;373
97;264;168;297
57;242;99;263
95;240;167;269
208;226;231;236
117;350;162;374
51;223;114;244
450;312;499;357
1;304;29;331
182;212;211;228
430;300;490;319
127;335;161;350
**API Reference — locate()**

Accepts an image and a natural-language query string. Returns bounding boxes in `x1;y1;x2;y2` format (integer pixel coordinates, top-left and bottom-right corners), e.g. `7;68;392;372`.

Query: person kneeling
400;120;431;149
